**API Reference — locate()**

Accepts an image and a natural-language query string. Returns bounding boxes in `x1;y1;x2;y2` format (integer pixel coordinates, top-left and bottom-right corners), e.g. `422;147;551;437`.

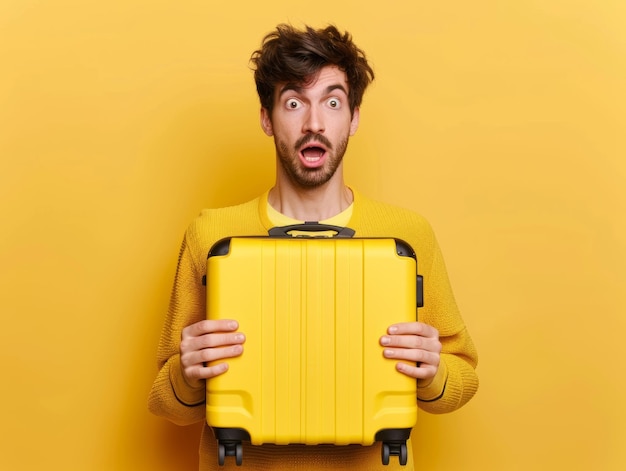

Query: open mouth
301;145;326;162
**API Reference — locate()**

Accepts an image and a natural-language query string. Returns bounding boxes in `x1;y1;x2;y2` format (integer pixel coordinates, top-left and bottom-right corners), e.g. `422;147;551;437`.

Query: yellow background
1;1;624;469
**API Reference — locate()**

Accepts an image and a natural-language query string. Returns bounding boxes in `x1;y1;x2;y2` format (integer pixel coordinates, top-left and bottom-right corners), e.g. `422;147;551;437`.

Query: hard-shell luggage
204;224;424;466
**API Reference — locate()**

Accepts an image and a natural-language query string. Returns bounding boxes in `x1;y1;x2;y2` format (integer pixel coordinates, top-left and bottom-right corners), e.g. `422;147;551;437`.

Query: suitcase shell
205;235;422;464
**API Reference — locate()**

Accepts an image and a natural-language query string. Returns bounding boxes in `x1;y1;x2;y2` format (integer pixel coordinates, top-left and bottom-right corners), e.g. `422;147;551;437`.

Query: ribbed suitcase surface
205;236;420;463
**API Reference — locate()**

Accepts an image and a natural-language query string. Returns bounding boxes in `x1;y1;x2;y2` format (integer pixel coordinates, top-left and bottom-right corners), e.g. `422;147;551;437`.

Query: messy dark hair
250;24;375;115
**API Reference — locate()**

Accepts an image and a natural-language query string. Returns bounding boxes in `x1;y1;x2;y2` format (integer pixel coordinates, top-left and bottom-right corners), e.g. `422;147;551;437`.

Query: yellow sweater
148;189;479;470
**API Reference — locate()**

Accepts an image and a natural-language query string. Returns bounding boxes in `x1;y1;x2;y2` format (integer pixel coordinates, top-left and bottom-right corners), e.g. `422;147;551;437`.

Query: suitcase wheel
381;441;408;466
217;441;243;466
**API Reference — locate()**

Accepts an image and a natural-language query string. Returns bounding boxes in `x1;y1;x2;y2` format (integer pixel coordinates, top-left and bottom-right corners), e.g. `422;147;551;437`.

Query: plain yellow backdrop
1;1;624;470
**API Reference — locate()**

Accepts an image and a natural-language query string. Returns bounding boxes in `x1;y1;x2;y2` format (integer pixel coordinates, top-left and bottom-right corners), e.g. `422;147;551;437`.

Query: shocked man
149;24;479;470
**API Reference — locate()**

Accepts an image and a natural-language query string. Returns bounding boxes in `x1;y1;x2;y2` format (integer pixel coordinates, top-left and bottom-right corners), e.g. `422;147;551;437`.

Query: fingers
382;346;439;380
382;344;440;365
380;323;441;353
381;321;441;380
182;342;244;367
387;322;439;339
180;319;246;383
394;361;438;380
181;343;244;383
182;319;239;339
180;330;245;356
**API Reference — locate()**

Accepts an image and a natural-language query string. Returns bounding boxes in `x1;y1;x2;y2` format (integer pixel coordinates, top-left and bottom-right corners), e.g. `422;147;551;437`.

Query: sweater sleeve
415;226;479;414
147;229;207;426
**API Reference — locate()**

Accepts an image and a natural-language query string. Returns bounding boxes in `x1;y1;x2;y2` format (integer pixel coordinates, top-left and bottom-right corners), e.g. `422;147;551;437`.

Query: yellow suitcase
204;224;423;466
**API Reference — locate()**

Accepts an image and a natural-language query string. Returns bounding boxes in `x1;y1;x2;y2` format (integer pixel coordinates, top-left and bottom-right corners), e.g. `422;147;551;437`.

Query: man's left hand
380;322;441;382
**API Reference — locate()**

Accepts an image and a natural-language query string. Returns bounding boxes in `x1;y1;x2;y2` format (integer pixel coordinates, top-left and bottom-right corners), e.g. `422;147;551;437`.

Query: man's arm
382;225;479;414
381;322;478;413
147;234;245;425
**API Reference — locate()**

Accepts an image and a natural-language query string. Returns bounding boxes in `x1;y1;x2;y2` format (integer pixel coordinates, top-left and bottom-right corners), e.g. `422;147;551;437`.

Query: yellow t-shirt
266;197;353;236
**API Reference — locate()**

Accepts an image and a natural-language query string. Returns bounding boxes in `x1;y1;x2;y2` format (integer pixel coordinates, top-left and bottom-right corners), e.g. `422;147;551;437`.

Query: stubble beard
276;134;350;189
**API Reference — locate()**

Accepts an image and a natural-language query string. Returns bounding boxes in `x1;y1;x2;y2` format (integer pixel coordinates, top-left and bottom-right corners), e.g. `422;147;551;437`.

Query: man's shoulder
195;196;261;222
184;195;268;248
354;190;432;231
353;191;438;262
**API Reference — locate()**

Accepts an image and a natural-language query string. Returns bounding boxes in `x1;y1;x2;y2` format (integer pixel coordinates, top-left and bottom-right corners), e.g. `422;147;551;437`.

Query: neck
269;170;353;222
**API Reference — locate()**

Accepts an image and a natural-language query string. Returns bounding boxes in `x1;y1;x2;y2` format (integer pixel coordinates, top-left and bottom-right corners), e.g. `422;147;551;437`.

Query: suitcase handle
268;222;355;238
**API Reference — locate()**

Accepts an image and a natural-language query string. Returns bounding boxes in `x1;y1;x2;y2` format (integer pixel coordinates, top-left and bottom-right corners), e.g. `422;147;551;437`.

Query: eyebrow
278;83;349;98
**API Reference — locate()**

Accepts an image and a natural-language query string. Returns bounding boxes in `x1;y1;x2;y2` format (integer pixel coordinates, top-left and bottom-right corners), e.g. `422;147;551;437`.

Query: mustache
295;133;333;150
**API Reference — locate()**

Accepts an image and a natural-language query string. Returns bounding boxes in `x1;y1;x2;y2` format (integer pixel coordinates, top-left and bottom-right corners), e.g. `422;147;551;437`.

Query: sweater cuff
169;358;206;407
416;359;448;402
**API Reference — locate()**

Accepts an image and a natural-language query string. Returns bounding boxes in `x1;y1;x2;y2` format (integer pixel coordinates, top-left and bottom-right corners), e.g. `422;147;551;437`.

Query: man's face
261;65;360;189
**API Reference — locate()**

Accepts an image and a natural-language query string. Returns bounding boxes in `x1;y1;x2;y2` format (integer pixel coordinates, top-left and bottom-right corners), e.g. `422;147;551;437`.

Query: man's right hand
179;319;245;389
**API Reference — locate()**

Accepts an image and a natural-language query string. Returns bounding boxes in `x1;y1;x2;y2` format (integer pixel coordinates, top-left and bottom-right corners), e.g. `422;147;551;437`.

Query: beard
276;133;350;189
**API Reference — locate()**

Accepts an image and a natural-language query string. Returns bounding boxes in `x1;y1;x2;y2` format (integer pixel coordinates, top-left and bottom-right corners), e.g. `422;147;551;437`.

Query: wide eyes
327;98;341;109
286;98;301;109
284;97;343;110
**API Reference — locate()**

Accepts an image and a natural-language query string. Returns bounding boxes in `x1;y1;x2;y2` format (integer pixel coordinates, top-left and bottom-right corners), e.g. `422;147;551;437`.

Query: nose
302;105;325;134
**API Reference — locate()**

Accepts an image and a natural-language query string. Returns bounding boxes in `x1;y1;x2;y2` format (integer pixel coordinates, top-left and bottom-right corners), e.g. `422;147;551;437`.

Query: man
148;24;478;470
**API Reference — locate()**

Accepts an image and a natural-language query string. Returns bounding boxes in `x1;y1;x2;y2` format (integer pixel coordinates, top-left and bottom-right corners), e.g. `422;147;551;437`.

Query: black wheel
218;443;226;466
381;442;390;465
235;442;243;466
400;443;408;466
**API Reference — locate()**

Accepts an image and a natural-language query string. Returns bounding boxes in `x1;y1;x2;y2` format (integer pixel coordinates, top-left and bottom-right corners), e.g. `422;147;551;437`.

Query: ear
260;108;274;136
349;107;360;136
